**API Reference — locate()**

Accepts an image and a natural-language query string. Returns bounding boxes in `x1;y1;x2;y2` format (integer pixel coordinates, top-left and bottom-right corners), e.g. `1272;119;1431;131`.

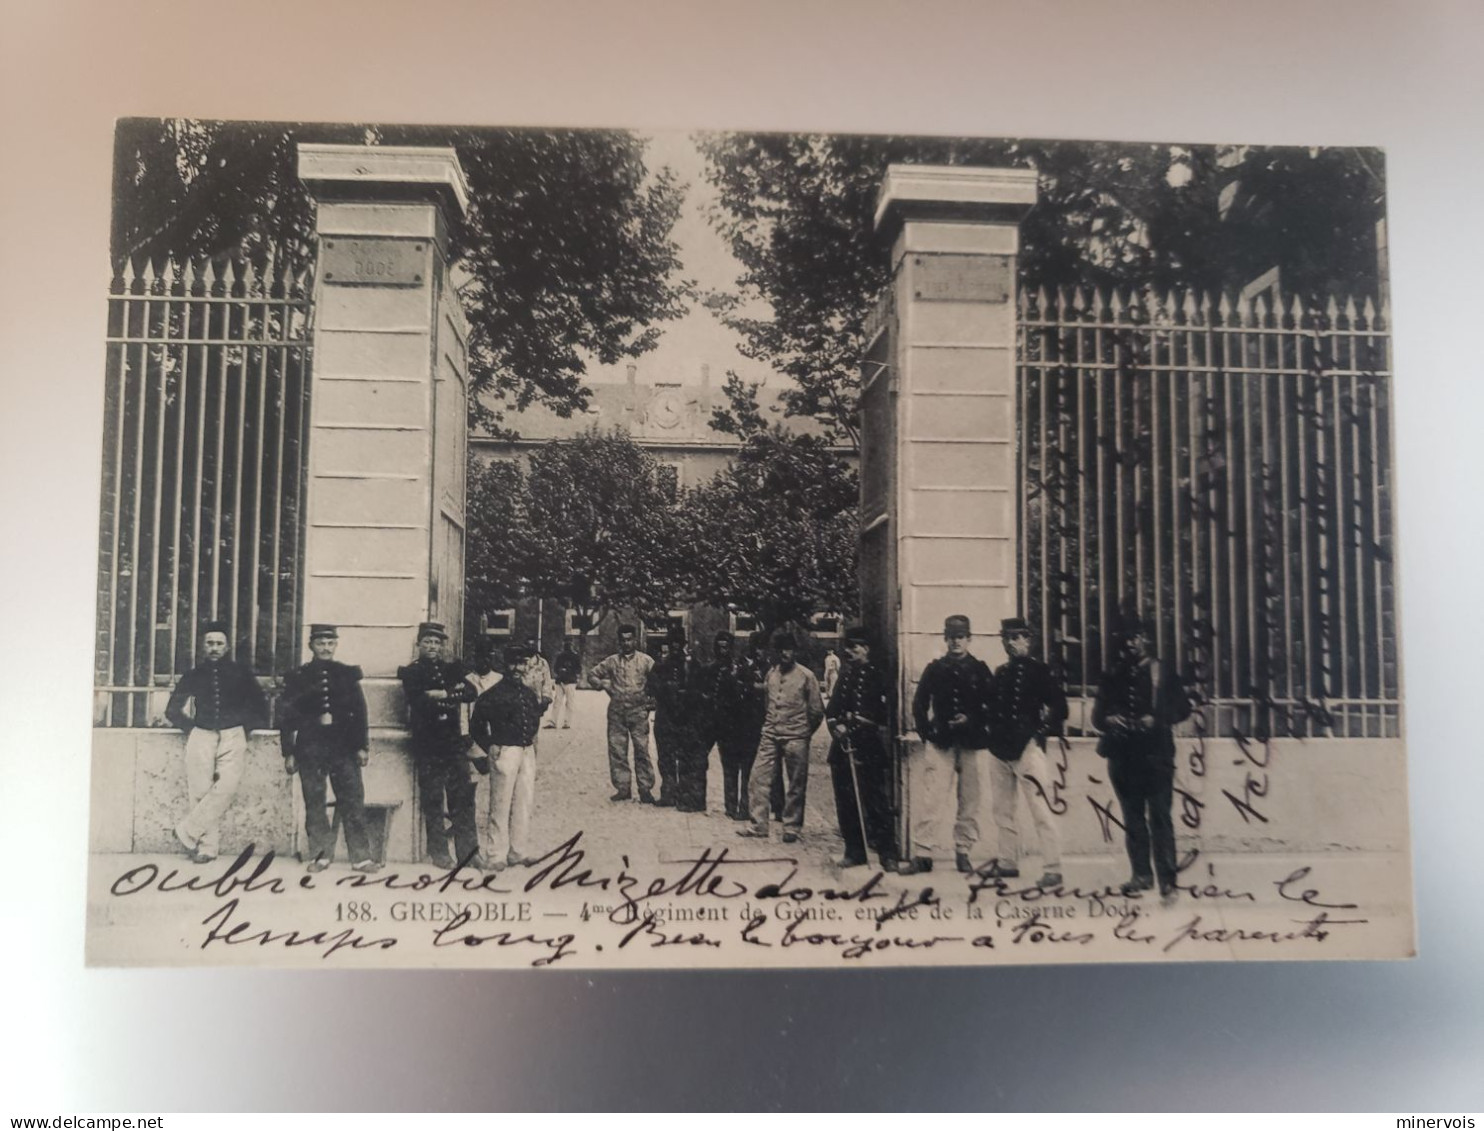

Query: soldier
165;620;269;863
551;640;582;729
461;636;503;775
464;636;503;698
1093;613;1193;900
670;631;711;812
523;637;556;729
985;616;1068;886
648;626;705;809
469;644;545;871
397;622;483;870
738;630;824;843
826;626;898;871
701;631;759;821
902;614;995;875
278;624;379;873
589;624;657;803
746;631;781;820
823;646;842;705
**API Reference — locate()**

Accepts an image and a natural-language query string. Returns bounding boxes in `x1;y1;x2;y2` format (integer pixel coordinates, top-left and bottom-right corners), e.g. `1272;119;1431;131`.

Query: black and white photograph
81;117;1412;969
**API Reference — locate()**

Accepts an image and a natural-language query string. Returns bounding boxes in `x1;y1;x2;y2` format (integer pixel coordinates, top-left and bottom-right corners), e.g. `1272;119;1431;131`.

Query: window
643;609;690;645
483;608;516;637
809;612;843;639
729;611;759;637
564;608;598;636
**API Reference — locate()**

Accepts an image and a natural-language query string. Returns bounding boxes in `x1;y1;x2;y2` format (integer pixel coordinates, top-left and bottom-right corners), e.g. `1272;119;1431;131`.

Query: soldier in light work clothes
469;644;545;871
277;624;379;873
985;616;1068;887
398;621;483;870
826;626;898;871
165;619;269;863
738;631;824;844
589;624;657;803
903;614;996;875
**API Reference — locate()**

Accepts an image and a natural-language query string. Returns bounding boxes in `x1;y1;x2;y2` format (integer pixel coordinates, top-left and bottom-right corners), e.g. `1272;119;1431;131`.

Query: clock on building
649;389;684;430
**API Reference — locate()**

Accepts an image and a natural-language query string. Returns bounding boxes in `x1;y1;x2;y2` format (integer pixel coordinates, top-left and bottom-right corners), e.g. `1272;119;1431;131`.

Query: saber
840;721;869;859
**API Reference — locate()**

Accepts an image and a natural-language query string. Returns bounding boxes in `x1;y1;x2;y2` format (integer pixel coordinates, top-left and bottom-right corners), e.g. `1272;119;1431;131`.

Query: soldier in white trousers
985;616;1069;887
469;644;545;871
164;620;268;862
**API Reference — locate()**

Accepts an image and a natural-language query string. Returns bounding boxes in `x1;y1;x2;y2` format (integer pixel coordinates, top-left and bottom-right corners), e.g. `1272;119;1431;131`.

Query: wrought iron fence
1018;286;1397;739
95;253;314;726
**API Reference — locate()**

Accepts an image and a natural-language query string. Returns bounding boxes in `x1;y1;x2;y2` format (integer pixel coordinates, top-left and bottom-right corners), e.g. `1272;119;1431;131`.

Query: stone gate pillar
868;164;1037;857
298;144;472;859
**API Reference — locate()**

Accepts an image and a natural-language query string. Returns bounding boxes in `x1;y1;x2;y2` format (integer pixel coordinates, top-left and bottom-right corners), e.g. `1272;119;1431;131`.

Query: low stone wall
905;736;1412;857
91;728;419;862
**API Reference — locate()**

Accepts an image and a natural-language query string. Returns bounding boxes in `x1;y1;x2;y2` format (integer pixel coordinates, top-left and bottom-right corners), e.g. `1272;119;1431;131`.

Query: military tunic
701;655;762;820
398;656;480;867
825;658;897;867
165;657;268;861
984;653;1069;874
1093;657;1193;890
908;652;995;861
648;652;706;809
279;659;373;865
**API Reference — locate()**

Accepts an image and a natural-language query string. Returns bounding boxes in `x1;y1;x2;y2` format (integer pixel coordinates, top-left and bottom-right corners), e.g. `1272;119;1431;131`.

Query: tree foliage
681;427;859;632
469;428;685;635
465;458;530;616
113;118;689;426
464;425;858;637
699;132;1386;441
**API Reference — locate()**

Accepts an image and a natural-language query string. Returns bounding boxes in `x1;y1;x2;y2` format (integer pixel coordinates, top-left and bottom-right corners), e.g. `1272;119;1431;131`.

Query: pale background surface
1;0;1480;1111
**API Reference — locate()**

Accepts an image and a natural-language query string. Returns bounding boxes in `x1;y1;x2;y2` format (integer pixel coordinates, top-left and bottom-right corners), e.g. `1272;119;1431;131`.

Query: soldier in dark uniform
903;614;995;875
701;631;759;821
1093;612;1193;900
277;624;379;873
826;626;898;871
165;619;269;863
646;628;694;808
671;630;714;812
397;621;483;870
985;616;1068;887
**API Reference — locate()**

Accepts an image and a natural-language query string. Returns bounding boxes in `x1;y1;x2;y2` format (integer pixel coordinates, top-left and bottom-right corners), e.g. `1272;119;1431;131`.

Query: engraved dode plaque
912;253;1013;302
322;237;427;287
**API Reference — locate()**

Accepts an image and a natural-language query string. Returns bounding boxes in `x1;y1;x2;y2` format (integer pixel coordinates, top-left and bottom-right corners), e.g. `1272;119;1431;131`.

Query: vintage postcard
86;119;1410;968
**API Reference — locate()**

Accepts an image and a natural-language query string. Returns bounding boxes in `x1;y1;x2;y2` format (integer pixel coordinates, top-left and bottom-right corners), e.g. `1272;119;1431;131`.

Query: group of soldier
163;606;1190;898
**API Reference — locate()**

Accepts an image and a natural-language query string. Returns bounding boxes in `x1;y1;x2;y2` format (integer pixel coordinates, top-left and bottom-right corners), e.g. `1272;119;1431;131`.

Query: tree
465;457;532;626
698;132;1386;441
518;428;685;641
681;426;859;633
112;118;690;427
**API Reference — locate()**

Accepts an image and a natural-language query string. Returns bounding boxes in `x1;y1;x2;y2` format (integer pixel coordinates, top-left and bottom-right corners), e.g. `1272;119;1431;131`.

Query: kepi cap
999;617;1031;637
417;621;448;641
202;619;229;637
944;614;972;637
309;623;339;640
